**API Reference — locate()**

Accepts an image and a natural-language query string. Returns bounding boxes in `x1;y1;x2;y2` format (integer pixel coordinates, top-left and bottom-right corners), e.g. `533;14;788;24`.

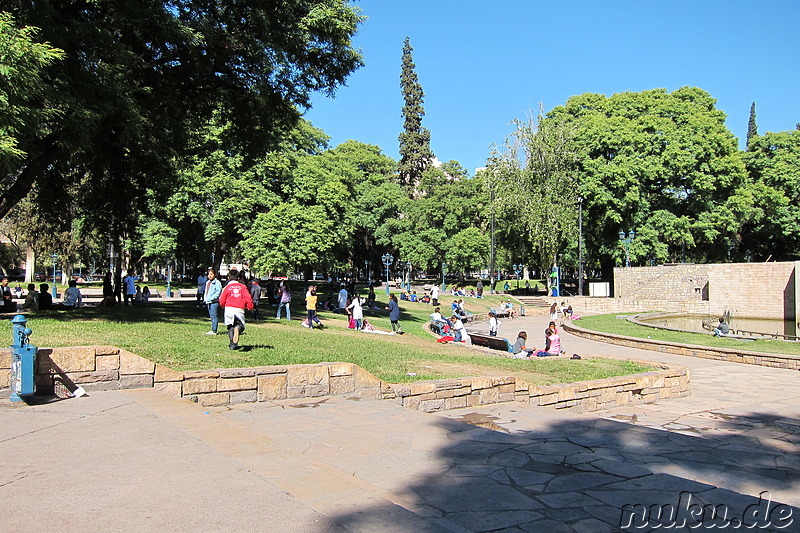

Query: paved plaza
1;312;799;532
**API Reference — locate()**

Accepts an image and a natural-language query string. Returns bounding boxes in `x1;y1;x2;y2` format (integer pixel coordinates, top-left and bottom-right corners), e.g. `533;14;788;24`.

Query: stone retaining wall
1;346;689;414
564;321;800;370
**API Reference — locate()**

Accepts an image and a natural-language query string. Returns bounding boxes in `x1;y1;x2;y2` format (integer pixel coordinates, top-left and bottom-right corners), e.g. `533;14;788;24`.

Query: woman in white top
488;311;500;336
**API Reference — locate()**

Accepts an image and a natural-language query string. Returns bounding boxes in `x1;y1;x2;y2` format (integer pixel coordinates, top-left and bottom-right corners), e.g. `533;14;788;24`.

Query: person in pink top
536;328;561;357
219;269;254;350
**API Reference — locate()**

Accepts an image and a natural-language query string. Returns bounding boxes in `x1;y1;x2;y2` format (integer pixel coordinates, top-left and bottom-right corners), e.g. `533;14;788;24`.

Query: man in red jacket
219;269;254;350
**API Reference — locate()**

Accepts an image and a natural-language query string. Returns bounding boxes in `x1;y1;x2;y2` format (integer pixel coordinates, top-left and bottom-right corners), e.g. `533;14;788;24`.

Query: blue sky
304;1;800;175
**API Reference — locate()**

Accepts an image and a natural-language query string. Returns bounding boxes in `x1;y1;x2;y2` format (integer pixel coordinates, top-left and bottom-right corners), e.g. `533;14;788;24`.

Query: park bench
469;333;513;352
489;307;509;319
178;288;196;297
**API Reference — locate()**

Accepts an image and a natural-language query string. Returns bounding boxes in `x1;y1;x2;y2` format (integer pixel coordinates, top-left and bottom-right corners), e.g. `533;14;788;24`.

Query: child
488;311;500;336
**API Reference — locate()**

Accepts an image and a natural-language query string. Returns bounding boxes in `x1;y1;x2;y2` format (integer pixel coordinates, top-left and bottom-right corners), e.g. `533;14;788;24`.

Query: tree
746;102;758;149
397;37;434;193
488;114;582;274
738;129;800;260
0;12;63;171
547;87;747;275
2;0;364;229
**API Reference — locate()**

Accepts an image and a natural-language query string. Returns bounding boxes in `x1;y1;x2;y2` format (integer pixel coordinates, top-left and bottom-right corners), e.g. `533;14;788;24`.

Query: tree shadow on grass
319;408;800;532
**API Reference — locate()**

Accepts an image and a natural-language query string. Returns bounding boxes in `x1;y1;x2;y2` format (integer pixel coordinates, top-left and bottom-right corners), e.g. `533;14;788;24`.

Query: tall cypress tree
398;37;434;193
746;101;758;148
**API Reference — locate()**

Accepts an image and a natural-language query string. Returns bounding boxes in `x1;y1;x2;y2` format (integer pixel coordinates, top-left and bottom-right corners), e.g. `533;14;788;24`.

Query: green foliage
739;129;800;260
397;37;434;192
746;101;758;148
489;114;582;273
547;87;747;271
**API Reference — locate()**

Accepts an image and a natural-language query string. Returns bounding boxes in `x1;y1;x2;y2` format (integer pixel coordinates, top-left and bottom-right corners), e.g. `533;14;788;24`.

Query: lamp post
50;254;58;299
512;264;522;290
166;259;173;297
364;260;372;285
619;230;635;268
381;253;393;295
578;197;584;296
441;262;447;292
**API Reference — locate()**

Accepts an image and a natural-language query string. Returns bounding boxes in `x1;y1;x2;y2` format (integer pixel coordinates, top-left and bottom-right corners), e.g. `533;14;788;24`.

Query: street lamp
512;264;522;290
619;230;635;268
364;260;372;285
381;253;394;295
50;254;58;299
441;262;447;292
578;197;584;296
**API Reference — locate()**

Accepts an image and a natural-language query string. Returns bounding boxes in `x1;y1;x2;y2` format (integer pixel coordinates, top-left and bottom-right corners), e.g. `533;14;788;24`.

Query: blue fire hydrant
9;314;37;402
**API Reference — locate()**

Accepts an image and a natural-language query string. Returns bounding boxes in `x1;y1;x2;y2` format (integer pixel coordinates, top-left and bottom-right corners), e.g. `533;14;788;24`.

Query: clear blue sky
305;1;800;175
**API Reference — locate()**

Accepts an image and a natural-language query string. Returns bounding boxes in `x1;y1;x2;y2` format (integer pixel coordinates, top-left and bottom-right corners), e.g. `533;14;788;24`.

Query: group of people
511;321;562;358
429;306;467;342
202;268;255;350
0;276;84;313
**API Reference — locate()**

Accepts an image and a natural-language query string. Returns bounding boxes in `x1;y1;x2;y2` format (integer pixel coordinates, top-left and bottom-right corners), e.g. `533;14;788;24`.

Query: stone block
195;392;230;406
616;391;632;405
445;396;468;410
287;364;329;388
353;366;382;389
218;368;258;378
183;370;221;379
155;381;182;398
434;379;462;391
216;377;257;392
287;384;328;398
538;392;558;406
0;368;9;389
491;377;515;386
154;364;184;383
408;381;436;395
96;355;120;371
391;385;411;397
403;395;421;410
0;349;10;369
65;370;119;384
498;383;515;394
325;362;354;377
183;378;217;395
257;374;287;401
119;351;155;375
418;392;437;401
38;347;96;373
466;393;481;407
557;386;577;402
81;381;120;392
252;366;288;375
229;390;258;404
119;374;154;389
420;398;445;412
478;387;500;405
469;377;493;390
499;392;515;403
94;346;120;356
453;386;471;397
329;374;355;395
354;386;381;400
435;389;455;399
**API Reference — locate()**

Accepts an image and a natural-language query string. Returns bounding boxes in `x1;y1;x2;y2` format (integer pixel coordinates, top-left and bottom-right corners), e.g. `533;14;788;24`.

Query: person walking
305;285;323;329
196;270;208;308
203;269;222;335
385;293;403;334
219;269;254;350
431;284;439;307
276;281;292;320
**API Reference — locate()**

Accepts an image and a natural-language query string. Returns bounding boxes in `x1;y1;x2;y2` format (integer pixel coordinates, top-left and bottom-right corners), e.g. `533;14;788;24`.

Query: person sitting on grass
535;328;561;357
511;331;534;358
450;314;466;343
409;291;419;302
21;284;38;313
38;284;53;311
56;279;82;310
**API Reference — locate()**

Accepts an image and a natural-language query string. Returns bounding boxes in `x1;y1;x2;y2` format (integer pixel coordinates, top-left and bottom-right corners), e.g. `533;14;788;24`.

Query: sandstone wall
1;346;689;414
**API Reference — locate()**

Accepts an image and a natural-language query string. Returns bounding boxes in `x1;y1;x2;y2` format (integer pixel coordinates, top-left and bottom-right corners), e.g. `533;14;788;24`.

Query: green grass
575;313;800;356
17;296;654;384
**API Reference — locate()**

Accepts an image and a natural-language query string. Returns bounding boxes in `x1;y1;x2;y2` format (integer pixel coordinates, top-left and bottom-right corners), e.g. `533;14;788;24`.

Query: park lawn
19;297;653;385
574;313;800;357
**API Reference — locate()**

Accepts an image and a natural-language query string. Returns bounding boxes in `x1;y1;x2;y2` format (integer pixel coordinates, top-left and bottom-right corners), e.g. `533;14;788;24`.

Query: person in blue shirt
203;269;222;335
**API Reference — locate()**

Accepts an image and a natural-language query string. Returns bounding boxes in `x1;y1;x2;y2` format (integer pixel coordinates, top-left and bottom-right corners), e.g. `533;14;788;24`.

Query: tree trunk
25;247;35;283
